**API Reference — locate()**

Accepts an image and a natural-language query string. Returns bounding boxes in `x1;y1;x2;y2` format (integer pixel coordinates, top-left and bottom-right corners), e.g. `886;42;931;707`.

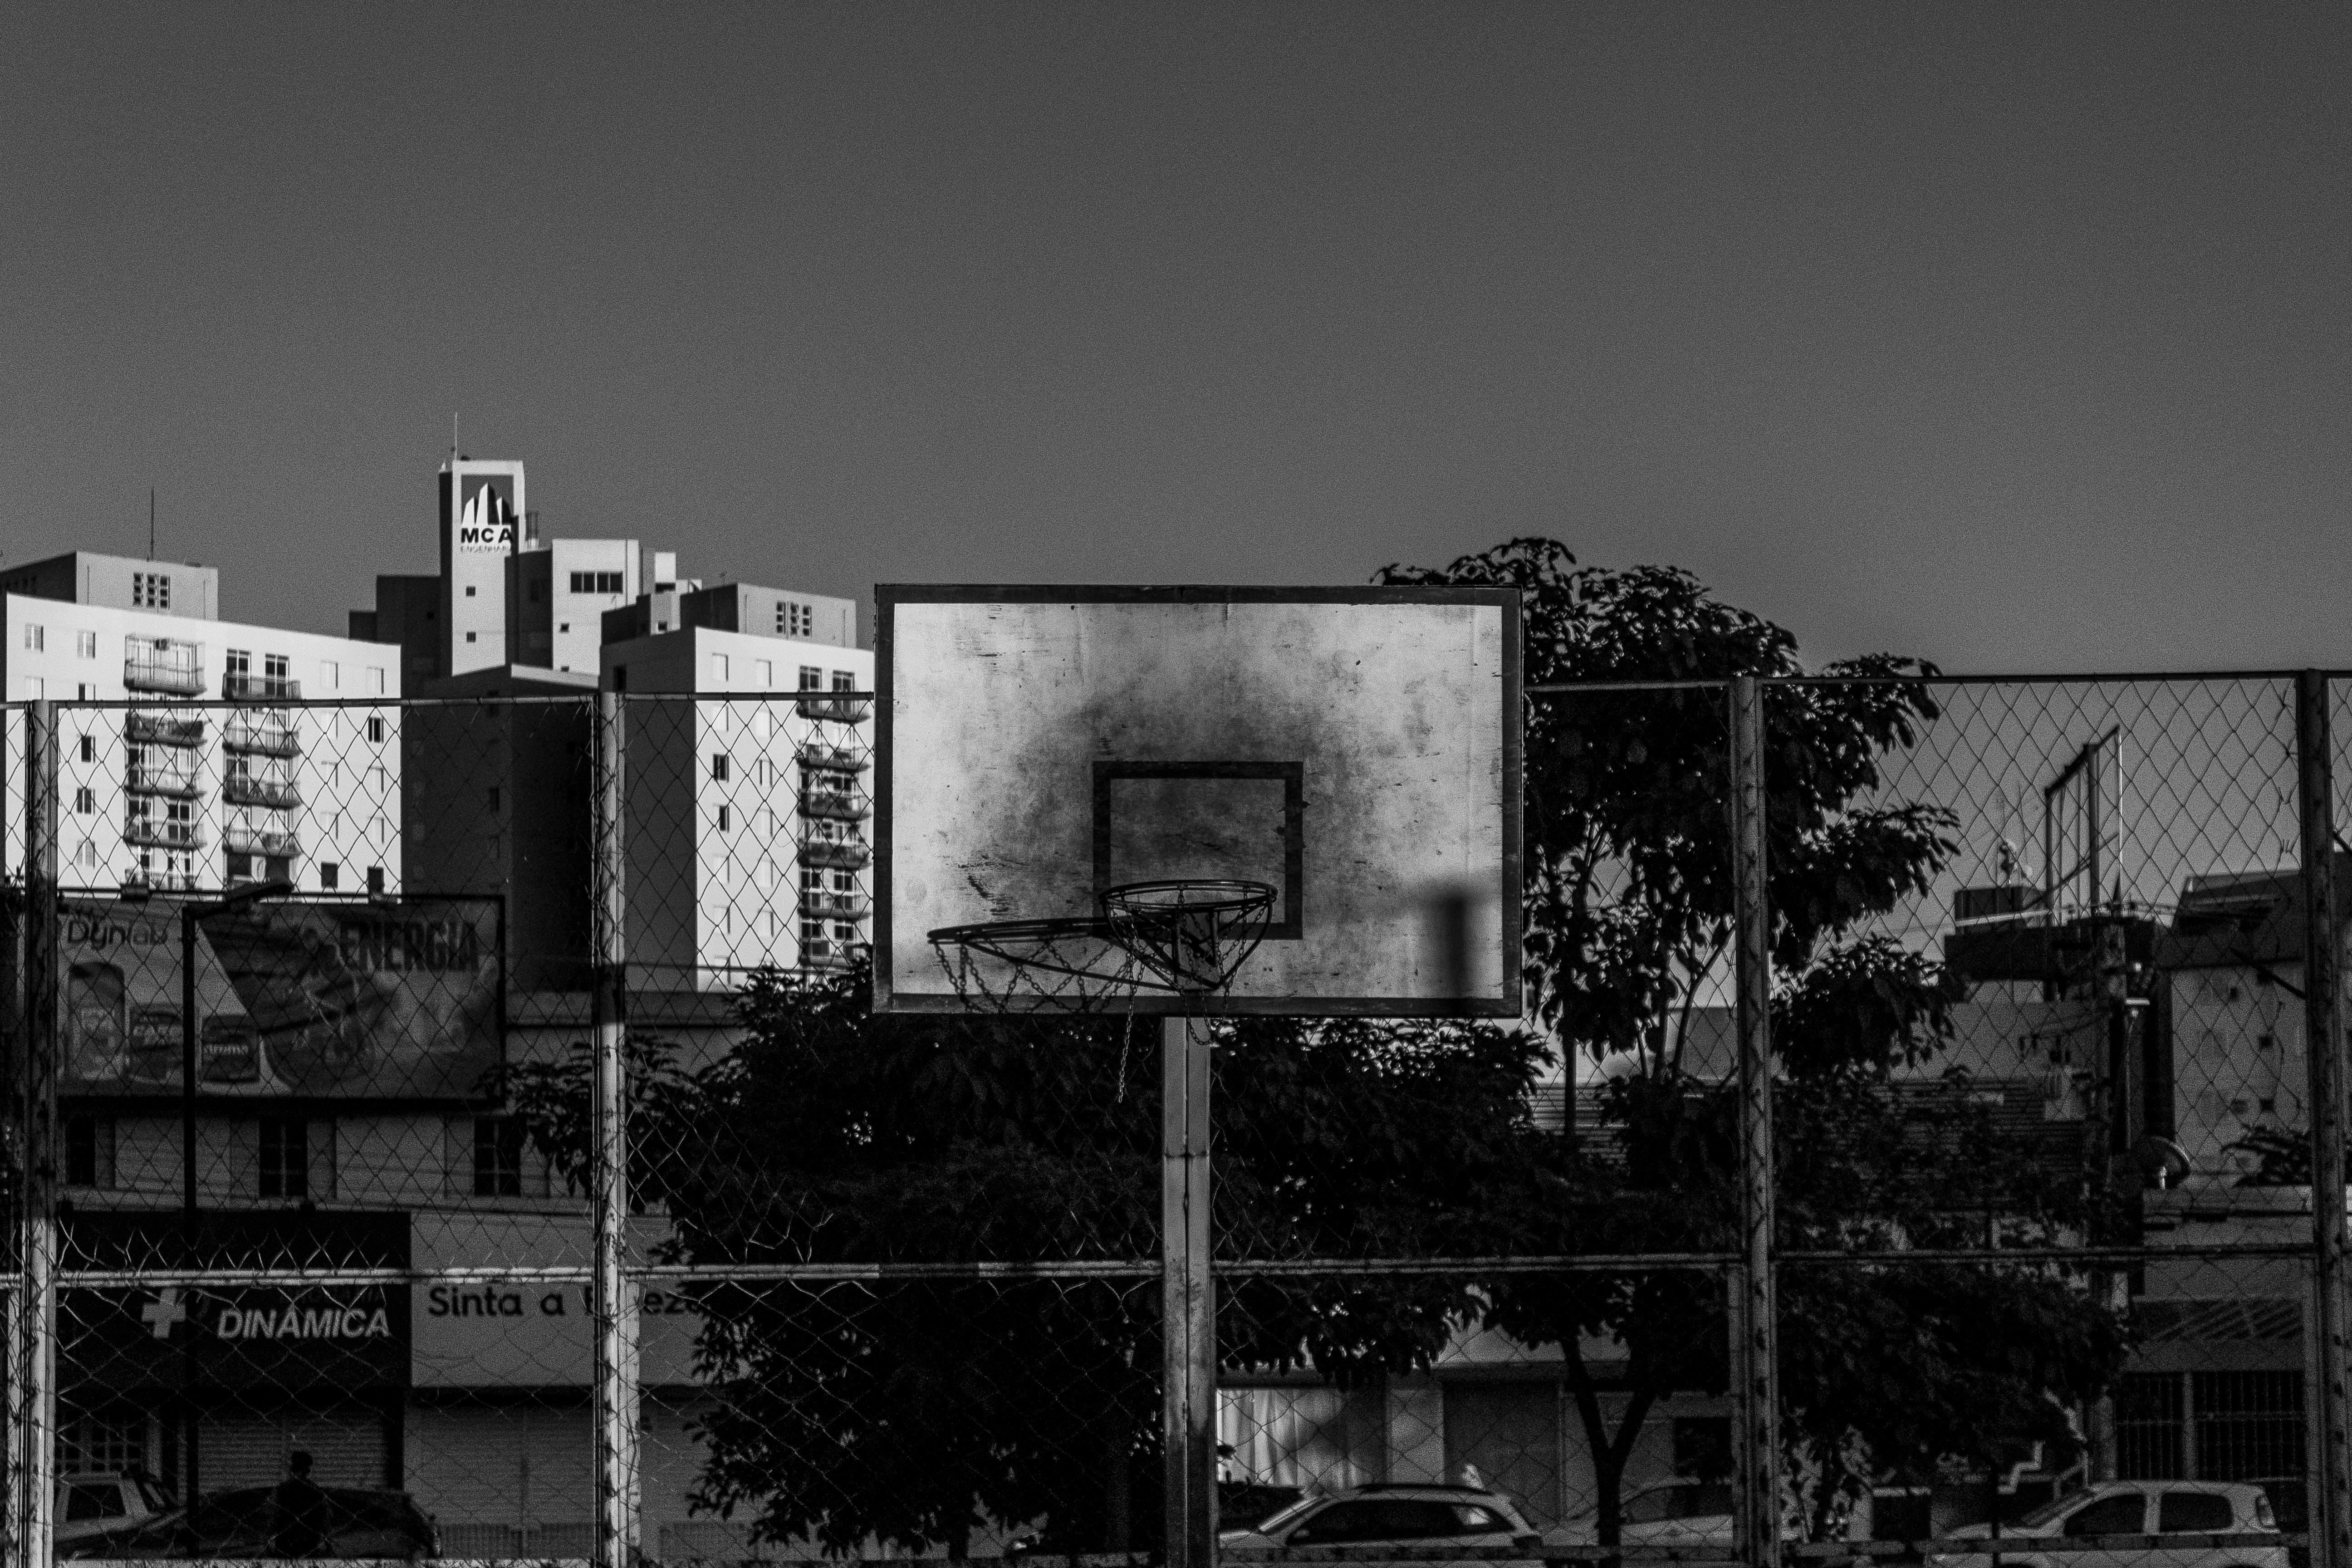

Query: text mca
215;1303;393;1341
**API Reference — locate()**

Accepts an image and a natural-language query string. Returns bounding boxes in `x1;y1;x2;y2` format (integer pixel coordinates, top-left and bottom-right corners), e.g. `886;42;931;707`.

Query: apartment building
600;617;873;991
3;553;402;895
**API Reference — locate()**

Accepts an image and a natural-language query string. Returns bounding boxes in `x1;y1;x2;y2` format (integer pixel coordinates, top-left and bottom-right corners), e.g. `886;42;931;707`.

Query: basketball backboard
874;586;1521;1015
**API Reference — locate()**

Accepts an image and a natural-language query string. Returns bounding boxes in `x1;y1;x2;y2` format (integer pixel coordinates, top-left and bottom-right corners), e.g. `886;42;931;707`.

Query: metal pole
15;702;59;1568
2298;670;2351;1568
1727;677;1780;1568
589;691;639;1568
1161;972;1215;1567
181;908;198;1222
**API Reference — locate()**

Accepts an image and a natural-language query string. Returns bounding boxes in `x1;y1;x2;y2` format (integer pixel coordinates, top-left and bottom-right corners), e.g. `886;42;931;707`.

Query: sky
4;3;2345;670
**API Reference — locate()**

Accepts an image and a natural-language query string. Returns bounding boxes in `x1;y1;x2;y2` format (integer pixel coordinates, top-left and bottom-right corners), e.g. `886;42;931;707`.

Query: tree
1378;539;2129;1541
505;978;1562;1558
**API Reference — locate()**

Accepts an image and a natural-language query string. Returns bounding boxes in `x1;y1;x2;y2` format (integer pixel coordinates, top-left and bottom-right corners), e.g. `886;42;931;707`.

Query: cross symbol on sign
141;1288;187;1340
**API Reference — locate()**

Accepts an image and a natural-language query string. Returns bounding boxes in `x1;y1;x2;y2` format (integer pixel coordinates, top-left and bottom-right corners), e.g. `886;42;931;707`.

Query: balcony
126;711;207;748
800;839;871;870
223;715;302;757
124;647;204;695
223;673;300;702
126;763;201;799
121;868;198;893
795;742;870;773
798;888;871;919
224;824;301;858
125;819;204;850
801;938;862;972
799;789;869;822
795;695;872;724
223;775;303;809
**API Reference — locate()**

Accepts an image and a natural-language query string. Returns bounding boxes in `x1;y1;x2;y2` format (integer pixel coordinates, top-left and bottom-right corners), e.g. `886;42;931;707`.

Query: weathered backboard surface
875;586;1520;1014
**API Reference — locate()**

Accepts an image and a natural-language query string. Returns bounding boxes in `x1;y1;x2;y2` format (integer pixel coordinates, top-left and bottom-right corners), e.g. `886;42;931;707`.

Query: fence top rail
1787;1534;2306;1559
1524;669;2330;694
38;690;880;711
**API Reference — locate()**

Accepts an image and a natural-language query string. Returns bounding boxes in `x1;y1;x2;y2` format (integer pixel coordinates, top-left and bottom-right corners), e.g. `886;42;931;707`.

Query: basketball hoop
928;879;1276;1012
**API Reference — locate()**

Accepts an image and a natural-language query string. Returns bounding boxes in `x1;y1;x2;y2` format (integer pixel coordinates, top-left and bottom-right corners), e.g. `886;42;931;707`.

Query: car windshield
2011;1492;2087;1530
1257;1498;1322;1535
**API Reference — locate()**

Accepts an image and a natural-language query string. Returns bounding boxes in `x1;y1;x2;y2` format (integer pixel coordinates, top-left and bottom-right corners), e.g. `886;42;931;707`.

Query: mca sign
455;471;517;553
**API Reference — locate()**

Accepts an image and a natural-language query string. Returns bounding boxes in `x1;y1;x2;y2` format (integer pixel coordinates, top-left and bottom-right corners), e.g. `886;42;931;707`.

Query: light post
181;879;293;1223
173;877;291;1508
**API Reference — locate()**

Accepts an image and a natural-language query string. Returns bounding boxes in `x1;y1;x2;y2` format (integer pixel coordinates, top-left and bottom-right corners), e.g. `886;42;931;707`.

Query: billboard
63;1213;410;1393
454;471;516;553
62;896;502;1100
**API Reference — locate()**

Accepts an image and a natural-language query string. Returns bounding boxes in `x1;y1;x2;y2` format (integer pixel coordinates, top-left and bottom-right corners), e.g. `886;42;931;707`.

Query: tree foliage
1380;539;2127;1541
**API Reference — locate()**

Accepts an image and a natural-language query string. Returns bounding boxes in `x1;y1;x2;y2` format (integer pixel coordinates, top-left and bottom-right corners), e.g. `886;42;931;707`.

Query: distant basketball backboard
875;586;1521;1015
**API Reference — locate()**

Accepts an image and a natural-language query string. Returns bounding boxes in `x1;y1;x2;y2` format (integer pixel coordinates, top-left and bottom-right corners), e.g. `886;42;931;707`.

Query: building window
19;676;42;699
755;659;774;687
258;1118;309;1199
321;660;338;690
78;732;96;762
366;865;384;894
2116;1372;2185;1479
465;631;477;643
711;654;730;683
24;624;44;652
265;653;288;681
799;665;821;690
75;630;96;658
568;572;625;594
73;787;94;814
711;753;730;781
472;1117;526;1197
832;670;854;692
716;804;731;832
487;786;500;811
132;572;171;610
368;667;384;693
225;648;249;677
465;585;476;597
367;716;385;743
65;1116;114;1188
318;862;339;890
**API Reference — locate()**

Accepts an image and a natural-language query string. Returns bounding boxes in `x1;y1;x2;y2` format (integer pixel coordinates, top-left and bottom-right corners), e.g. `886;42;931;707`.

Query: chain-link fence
2;675;2349;1568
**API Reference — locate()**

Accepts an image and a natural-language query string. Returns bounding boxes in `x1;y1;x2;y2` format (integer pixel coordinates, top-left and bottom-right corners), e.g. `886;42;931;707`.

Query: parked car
2240;1479;2307;1568
54;1473;173;1547
59;1485;439;1560
1553;1482;1737;1548
1929;1480;2284;1568
1221;1482;1308;1532
1219;1482;1540;1558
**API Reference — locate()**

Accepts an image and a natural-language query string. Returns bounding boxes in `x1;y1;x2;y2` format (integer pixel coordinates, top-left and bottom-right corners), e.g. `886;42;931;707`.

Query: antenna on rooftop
451;413;459;463
148;489;155;561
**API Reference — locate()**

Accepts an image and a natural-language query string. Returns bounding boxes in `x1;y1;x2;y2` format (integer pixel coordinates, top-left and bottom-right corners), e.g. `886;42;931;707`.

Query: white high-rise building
3;552;402;895
600;594;872;991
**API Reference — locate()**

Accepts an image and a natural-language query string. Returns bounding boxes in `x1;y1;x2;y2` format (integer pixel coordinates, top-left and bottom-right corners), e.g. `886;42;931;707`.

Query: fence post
2298;670;2351;1568
1162;1012;1215;1568
590;692;640;1568
1728;676;1780;1568
13;703;59;1568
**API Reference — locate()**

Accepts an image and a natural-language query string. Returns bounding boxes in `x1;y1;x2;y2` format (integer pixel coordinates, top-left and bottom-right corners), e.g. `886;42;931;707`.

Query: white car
54;1473;173;1546
1220;1483;1541;1558
1549;1481;1824;1548
1931;1480;2286;1568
